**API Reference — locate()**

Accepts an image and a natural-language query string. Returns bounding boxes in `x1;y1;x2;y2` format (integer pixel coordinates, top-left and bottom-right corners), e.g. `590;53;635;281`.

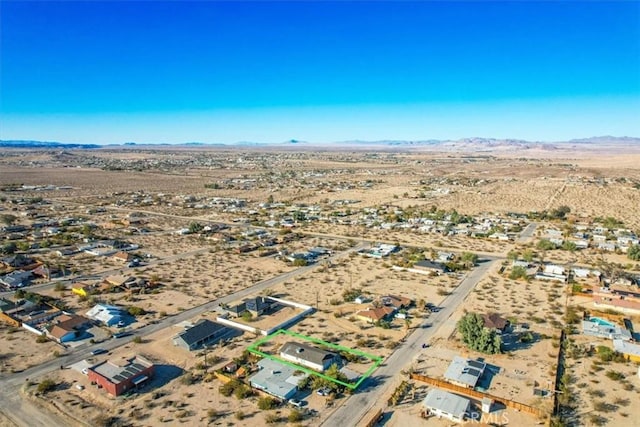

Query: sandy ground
2;149;640;426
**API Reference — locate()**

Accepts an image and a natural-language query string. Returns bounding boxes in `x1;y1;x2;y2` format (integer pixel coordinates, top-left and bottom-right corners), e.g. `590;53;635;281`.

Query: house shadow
500;331;538;352
143;364;184;391
475;362;501;391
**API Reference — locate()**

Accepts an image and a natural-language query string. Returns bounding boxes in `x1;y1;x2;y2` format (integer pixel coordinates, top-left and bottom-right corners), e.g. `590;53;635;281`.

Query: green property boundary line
247;329;383;390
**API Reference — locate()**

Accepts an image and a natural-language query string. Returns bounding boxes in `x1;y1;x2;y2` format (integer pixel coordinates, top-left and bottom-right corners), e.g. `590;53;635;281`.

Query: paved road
0;242;367;427
321;257;500;427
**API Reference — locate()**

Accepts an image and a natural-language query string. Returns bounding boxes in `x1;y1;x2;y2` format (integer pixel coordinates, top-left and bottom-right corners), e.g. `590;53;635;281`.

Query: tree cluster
456;312;502;354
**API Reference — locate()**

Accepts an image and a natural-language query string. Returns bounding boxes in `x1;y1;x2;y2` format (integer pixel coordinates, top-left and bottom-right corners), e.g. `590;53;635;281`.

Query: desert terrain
0;145;639;427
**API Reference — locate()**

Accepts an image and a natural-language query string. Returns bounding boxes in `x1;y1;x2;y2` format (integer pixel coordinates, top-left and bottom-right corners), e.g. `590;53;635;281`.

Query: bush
258;396;277;410
37;379;56;394
235;411;245;420
509;266;528;280
288;410;303;423
605;370;624;381
265;413;280;424
127;306;146;316
36;334;49;343
342;288;361;302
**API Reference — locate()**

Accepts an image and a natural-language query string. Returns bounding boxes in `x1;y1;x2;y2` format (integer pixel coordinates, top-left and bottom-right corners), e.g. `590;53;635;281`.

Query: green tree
562;241;577;252
460;252;478;268
457;312;502;354
507;250;520;261
537;239;557;251
188;222;203;234
292;258;307;267
37;379;56;393
627;244;640;261
522;249;535;262
509;266;528;280
1;242;17;255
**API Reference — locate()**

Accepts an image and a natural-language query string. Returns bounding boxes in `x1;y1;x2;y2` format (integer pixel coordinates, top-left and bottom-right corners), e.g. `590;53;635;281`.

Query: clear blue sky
1;1;639;144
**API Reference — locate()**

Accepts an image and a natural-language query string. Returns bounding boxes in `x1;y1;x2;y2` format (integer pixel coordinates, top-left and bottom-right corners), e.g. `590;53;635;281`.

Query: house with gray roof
422;389;470;423
444;356;486;389
249;358;307;400
172;319;234;351
280;341;342;372
581;320;632;341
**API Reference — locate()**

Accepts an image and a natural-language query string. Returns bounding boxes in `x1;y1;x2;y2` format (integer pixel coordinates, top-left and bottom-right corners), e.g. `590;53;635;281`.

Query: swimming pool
590;317;615;327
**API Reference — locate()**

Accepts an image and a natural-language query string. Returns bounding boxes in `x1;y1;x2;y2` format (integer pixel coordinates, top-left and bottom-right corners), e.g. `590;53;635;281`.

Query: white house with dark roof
422;389;470;423
280;341;342;372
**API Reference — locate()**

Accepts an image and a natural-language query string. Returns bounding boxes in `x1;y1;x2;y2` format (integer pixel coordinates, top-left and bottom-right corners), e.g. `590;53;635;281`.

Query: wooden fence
409;373;547;418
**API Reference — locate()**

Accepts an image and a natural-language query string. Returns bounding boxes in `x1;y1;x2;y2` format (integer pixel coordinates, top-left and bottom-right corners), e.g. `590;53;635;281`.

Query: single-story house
613;339;640;363
172;319;234;351
46;314;91;343
381;295;412;309
111;251;133;263
413;260;450;274
581;319;632;341
86;303;129;327
0;270;33;289
249;358;307;401
280;341;342;372
422;389;471;423
88;355;154;397
355;306;395;324
444;356;486;389
482;313;509;333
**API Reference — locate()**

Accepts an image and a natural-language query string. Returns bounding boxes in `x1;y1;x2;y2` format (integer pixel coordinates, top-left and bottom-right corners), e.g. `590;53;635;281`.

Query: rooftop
280;341;339;366
91;355;153;384
423;389;471;418
444;356;486;388
249;358;306;399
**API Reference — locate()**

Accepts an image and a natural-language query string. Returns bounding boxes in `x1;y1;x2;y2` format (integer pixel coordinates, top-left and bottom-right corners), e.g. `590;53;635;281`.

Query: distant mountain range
1;136;638;150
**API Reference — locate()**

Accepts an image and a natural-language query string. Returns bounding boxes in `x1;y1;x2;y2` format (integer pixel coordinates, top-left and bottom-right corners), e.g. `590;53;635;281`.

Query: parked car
90;348;107;356
288;399;305;408
316;387;331;396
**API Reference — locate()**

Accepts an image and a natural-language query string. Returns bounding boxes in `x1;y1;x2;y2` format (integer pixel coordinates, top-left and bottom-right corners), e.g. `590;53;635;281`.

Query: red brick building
88;355;154;397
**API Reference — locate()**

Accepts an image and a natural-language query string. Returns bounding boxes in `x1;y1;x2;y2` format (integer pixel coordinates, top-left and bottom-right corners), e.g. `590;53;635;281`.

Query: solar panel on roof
468;360;485;369
128;366;142;374
467;368;481;377
113;374;127;382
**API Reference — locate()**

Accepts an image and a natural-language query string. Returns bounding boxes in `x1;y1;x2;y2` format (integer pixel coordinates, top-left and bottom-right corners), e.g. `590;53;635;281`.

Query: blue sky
1;1;639;144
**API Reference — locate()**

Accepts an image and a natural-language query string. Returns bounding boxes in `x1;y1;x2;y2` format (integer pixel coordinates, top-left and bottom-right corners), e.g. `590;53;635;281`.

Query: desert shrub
589;414;608;426
258;396;277;410
235;411;245;420
593;401;617;412
342;288;361;302
509;266;528;280
605;370;624;381
127;306;146;316
180;372;196;385
265;413;280;424
36;334;49;343
288;410;303;423
37;379;56;393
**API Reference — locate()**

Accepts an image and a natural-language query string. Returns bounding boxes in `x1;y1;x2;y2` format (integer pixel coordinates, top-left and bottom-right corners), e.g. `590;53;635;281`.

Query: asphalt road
321;257;500;427
0;242;367;427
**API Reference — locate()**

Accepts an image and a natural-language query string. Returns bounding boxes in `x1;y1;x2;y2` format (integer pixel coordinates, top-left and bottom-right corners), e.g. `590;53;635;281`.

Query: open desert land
1;147;640;427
